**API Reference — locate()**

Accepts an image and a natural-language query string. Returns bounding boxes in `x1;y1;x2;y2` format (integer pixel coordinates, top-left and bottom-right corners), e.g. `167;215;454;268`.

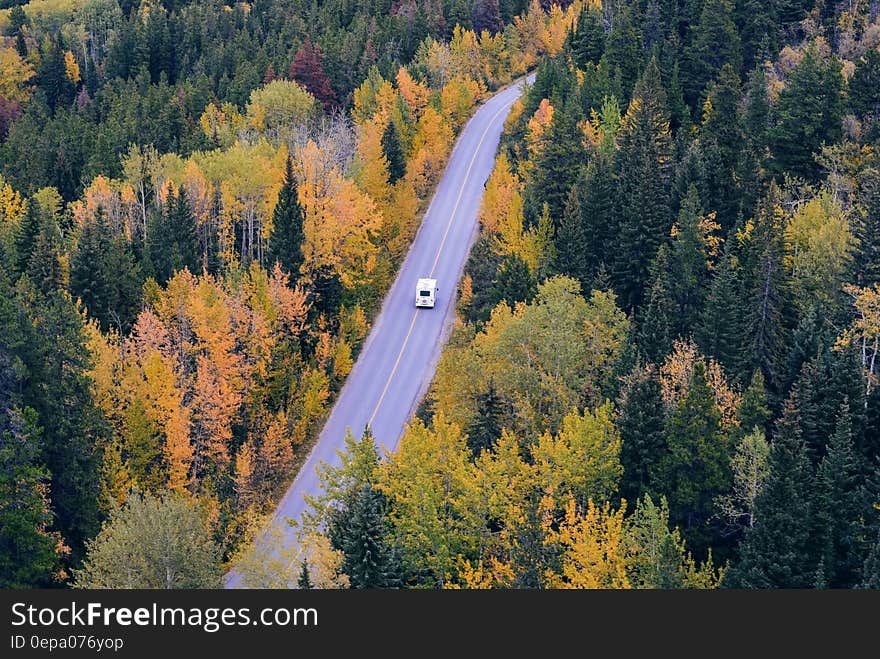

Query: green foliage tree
74;490;222;588
617;365;666;504
466;379;503;457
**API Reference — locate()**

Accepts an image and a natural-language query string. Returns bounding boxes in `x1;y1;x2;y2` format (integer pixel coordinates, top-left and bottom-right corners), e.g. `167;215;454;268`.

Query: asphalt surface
226;74;532;587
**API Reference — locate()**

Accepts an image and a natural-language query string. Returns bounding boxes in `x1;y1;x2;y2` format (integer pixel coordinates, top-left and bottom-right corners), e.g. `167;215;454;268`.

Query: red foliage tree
289;38;337;112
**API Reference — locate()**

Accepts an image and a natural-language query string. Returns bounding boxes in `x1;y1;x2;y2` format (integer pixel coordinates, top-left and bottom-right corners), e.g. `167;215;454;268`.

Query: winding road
226;74;533;588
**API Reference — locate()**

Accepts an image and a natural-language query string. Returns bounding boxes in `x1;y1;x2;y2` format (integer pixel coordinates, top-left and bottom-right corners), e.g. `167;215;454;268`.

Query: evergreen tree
863;528;880;589
769;43;845;182
855;165;880;287
849;49;880;120
655;361;732;555
26;220;64;296
569;6;605;68
37;38;76;113
555;183;588;286
381;120;406;186
14;204;42;278
490;253;535;309
18;285;106;565
601;5;643;101
466;379;503;457
618;365;666;504
682;0;742;113
70;208;142;333
696;239;742;373
328;483;400;588
736;370;772;439
267;155;305;277
728;398;814;588
667;184;710;336
612;57;673;310
813;401;863;588
700;65;744;231
297;561;313;589
636;246;674;364
740;191;791;395
578;154;616;286
527;96;584;224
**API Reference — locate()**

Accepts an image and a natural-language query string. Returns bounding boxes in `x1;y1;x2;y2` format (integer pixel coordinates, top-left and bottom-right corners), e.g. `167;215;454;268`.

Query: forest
2;0;880;590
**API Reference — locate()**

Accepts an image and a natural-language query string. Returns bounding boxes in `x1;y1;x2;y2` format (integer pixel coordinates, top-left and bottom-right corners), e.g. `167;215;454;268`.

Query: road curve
226;74;532;588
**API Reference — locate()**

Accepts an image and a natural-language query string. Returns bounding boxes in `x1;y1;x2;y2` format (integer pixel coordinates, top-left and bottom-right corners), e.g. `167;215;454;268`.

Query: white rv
415;278;437;308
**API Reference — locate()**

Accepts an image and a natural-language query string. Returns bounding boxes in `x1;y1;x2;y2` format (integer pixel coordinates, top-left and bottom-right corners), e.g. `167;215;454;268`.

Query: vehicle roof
417;278;437;286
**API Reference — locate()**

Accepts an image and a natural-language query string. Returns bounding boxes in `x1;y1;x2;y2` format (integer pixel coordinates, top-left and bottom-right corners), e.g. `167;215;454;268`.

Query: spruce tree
656;361;732;555
728;398;814;588
555;183;588;286
381;120;406;186
328;483;400;588
618;365;666;504
14;204;42;278
813;400;863;588
667;185;710;336
569;6;605;68
849;49;880;120
855;165;880;287
70;208;142;333
466;379;503;457
297;562;313;589
26;220;64;296
636;246;674;364
696;239;742;374
612;57;673;310
769;43;845;182
682;0;742;113
736;370;772;439
490;253;535;309
267;155;305;277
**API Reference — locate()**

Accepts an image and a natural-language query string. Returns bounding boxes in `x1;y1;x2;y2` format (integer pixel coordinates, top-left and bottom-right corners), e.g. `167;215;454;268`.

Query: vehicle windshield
419;290;431;297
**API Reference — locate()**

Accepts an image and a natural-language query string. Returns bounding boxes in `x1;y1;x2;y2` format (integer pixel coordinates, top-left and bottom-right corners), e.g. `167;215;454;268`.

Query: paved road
226;74;532;588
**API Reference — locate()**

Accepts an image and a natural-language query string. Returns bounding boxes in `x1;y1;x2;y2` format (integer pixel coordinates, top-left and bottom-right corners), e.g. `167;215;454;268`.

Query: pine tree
466;379;503;457
37;38;76;113
579;154;616;286
328;483;400;588
168;189;199;274
601;5;644;101
656;361;732;555
618;365;666;504
728;398;814;588
813;400;863;588
381;120;406;186
267;155;305;277
612;57;673;310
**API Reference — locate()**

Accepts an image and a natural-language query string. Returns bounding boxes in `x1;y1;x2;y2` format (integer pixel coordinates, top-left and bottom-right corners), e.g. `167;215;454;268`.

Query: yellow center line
366;96;514;429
